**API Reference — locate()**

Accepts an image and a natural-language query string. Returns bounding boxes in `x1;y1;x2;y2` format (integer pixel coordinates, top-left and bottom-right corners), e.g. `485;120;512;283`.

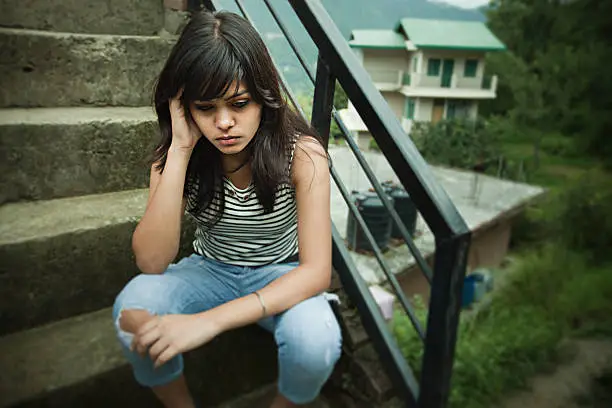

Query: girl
112;10;342;408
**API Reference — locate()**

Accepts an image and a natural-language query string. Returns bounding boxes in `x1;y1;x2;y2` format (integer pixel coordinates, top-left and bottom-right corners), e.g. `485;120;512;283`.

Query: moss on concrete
0;28;174;107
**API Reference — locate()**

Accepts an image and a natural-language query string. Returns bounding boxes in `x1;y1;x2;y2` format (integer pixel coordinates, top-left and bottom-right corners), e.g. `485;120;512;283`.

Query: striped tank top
185;143;298;267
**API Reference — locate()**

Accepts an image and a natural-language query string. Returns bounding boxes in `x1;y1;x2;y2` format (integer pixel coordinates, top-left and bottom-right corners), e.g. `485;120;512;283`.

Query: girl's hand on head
169;95;201;152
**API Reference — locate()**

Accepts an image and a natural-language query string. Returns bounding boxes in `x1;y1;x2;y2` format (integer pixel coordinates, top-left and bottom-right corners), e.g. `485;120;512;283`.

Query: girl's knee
278;314;342;376
112;274;173;347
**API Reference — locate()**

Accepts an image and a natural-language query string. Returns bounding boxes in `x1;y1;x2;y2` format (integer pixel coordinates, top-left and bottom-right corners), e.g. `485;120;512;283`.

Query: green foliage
393;244;612;408
551;170;612;264
485;0;612;167
293;85;348;140
412;118;500;170
393;174;612;407
333;81;348;110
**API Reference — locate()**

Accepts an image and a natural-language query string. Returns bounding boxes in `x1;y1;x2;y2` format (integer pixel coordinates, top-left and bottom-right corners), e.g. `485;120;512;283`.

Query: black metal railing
196;1;471;407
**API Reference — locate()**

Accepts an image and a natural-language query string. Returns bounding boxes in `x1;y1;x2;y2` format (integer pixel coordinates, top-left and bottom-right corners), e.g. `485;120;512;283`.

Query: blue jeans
112;254;342;404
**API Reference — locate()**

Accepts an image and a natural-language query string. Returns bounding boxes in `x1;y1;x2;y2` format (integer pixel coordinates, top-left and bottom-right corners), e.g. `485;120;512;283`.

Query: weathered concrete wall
0;28;174;107
0;107;159;204
0;0;164;36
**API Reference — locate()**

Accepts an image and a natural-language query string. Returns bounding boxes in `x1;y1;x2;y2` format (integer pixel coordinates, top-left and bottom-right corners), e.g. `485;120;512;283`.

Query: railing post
418;233;470;408
311;56;335;147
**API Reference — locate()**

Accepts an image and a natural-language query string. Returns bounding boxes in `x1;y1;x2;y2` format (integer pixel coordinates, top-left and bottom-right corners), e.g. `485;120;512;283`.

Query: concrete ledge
0;189;196;335
0;0;164;36
0;107;159;204
0;308;278;407
327;147;545;294
0;28;174;108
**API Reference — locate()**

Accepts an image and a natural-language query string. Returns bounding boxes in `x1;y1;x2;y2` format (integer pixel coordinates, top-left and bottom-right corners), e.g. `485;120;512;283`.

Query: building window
404;98;415;119
427;58;441;76
412;56;419;73
464;59;478;77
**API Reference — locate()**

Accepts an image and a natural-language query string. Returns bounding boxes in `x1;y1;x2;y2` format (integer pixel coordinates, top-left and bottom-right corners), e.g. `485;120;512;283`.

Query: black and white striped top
185;142;299;267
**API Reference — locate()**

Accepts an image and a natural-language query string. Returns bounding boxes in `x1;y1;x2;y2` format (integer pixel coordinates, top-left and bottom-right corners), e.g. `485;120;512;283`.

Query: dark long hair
151;11;318;220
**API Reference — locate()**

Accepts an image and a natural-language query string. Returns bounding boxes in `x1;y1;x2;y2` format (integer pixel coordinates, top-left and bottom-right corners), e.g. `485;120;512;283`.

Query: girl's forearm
132;148;192;273
202;264;331;332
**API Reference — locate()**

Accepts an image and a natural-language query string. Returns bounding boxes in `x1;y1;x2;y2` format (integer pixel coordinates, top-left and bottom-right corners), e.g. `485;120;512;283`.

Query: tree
485;0;612;166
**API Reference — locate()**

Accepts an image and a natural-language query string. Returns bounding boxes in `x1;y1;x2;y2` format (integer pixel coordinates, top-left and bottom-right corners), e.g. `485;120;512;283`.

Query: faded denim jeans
112;254;342;404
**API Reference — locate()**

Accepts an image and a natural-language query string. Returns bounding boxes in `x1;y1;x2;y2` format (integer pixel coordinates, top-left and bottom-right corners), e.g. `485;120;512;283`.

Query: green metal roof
349;29;406;49
396;18;506;51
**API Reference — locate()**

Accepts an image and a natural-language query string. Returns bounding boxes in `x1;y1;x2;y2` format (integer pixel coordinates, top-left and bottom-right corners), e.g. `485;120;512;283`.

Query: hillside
215;0;485;92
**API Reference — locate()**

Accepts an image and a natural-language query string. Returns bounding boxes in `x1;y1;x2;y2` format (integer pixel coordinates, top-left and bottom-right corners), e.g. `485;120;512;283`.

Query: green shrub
552;169;612;264
556;264;612;337
450;306;561;408
539;134;577;158
391;244;612;408
412;118;500;170
508;202;550;248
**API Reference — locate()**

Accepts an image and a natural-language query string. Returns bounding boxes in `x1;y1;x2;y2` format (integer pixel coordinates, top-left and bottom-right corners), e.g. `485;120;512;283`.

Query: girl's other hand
169;94;201;152
130;313;221;368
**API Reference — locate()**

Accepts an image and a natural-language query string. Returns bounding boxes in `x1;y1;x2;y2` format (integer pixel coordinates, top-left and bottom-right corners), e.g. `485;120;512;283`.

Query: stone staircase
0;1;333;406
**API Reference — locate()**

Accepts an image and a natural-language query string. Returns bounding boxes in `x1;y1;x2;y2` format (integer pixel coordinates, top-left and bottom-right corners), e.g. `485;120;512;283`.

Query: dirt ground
499;339;612;408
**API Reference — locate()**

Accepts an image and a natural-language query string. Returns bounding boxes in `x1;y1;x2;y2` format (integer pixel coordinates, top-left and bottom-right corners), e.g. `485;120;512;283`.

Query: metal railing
195;1;471;407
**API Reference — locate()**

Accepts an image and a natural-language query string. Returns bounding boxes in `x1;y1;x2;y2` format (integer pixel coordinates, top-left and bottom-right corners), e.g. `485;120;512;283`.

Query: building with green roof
341;17;506;149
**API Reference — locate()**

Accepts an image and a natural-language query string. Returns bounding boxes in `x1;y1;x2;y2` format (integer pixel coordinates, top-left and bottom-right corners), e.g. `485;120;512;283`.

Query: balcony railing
369;69;498;93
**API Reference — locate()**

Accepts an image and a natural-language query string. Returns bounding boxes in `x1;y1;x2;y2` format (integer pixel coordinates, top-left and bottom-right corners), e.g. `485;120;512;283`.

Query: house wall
409;51;424;74
397;217;514;304
381;91;405;119
469;101;479;120
421;49;487;78
416;49;488;90
362;49;411;71
415;98;433;121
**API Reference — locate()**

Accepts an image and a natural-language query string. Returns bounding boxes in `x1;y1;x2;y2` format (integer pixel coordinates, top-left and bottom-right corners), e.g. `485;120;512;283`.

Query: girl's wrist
197;309;226;335
168;143;194;159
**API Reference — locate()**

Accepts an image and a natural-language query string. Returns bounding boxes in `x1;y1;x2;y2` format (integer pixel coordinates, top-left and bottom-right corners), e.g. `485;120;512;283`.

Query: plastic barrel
346;191;393;252
462;273;485;308
382;181;417;239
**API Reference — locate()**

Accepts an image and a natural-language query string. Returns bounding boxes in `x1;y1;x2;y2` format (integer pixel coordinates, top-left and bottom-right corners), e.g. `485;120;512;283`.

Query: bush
539;134;577;158
392;244;612;408
412;118;500;171
552;169;612;264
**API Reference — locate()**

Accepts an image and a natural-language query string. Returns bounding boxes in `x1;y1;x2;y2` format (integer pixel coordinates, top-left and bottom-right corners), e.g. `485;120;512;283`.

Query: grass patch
498;137;597;190
392;245;612;408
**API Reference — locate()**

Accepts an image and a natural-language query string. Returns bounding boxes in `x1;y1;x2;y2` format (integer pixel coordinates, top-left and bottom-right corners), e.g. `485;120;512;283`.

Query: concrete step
0;189;196;336
218;384;331;408
0;28;174;108
0;0;164;36
0;107;157;204
0;308;279;408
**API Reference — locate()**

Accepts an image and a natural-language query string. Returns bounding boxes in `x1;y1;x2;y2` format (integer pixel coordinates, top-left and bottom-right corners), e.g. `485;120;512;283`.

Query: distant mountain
214;0;485;92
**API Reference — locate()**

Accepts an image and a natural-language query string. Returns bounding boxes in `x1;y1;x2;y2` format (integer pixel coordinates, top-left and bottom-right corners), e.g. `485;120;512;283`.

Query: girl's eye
195;105;213;112
233;100;249;109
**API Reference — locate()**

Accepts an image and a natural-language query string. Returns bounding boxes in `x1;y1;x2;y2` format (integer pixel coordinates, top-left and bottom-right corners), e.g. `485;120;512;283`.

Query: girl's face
190;81;262;156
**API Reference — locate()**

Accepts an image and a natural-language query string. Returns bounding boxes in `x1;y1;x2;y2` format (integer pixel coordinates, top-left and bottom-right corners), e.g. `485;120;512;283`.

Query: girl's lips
217;136;240;146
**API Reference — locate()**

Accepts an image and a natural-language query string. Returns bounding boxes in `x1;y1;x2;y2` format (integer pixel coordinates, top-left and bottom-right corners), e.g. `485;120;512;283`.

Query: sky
431;0;490;9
